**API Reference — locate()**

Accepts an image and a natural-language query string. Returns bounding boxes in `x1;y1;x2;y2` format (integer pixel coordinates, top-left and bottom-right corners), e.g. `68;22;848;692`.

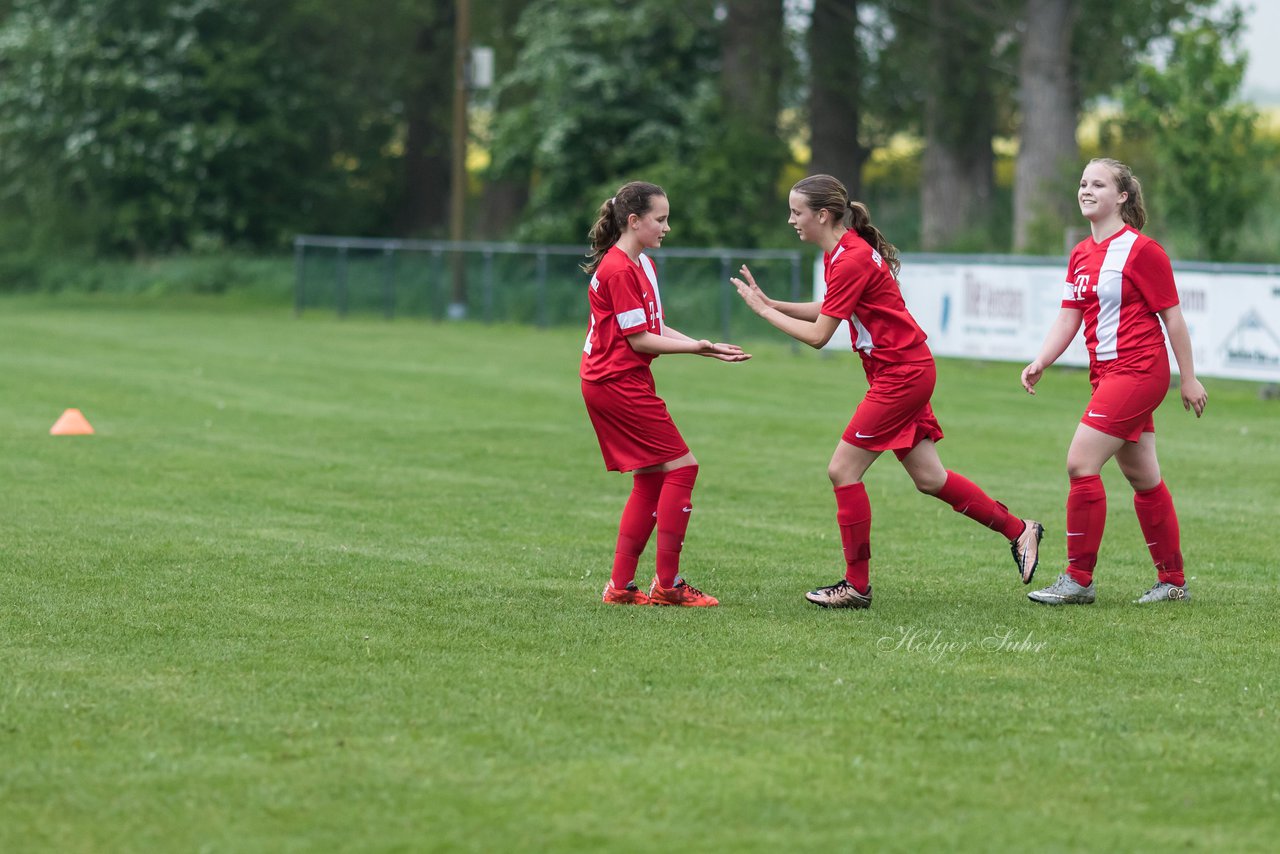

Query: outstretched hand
696;339;751;362
730;265;772;315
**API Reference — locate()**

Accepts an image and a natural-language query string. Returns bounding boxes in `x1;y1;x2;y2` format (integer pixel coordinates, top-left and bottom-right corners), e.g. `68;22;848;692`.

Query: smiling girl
1021;158;1207;605
732;174;1044;609
581;181;749;607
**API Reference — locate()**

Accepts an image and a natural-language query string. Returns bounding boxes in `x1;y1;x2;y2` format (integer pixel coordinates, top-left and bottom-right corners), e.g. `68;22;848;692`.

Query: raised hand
730;264;772;315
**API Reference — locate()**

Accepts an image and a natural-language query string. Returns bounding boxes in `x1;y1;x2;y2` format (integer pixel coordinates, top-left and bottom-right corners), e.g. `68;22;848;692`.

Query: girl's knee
1066;460;1093;480
913;475;943;495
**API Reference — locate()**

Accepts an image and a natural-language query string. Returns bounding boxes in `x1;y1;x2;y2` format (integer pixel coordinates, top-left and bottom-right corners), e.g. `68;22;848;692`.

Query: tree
394;0;455;236
1011;0;1216;253
913;0;1010;250
0;0;454;255
807;0;867;196
473;0;534;239
1011;0;1077;253
690;0;791;245
487;0;795;247
1106;7;1267;260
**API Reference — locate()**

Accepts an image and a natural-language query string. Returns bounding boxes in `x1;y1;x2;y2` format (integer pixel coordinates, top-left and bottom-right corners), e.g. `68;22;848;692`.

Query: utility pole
447;0;471;320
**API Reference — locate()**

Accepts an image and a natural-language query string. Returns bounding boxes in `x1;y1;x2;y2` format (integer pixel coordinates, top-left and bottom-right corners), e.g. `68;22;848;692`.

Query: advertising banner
819;255;1280;382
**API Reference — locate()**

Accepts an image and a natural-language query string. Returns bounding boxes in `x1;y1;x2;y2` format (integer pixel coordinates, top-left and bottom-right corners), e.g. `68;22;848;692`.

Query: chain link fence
293;235;809;342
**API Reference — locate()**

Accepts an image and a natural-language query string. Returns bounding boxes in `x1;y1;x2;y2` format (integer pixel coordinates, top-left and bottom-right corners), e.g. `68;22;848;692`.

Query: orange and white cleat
647;576;719;607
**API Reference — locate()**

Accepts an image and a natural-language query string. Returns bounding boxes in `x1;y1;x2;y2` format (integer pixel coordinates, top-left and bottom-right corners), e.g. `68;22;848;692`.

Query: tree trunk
921;141;994;250
1013;0;1079;253
920;0;995;251
718;0;788;244
396;5;454;237
721;0;784;125
476;181;528;239
808;0;866;196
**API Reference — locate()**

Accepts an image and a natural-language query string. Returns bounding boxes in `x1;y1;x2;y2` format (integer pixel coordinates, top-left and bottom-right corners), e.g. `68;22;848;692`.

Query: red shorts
582;369;689;472
842;359;944;461
1082;346;1170;441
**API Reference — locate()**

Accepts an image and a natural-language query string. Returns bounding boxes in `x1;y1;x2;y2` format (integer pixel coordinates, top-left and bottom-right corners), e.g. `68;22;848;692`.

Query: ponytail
582;181;667;275
847;201;901;279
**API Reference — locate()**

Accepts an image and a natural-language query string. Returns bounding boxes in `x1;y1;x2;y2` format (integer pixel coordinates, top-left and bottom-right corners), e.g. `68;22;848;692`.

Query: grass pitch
1;296;1277;852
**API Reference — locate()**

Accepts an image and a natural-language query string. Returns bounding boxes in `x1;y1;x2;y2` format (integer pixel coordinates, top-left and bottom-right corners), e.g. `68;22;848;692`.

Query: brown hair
1089;158;1147;231
792;174;900;278
581;181;667;275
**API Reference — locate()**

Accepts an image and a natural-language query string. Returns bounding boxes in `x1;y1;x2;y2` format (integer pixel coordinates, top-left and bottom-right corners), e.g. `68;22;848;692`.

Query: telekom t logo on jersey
1069;267;1095;301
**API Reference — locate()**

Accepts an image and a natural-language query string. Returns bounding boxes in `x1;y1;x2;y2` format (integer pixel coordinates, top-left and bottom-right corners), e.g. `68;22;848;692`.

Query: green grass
1;295;1277;852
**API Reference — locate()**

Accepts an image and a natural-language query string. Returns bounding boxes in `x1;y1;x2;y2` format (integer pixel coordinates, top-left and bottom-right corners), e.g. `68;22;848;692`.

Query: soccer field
2;297;1276;852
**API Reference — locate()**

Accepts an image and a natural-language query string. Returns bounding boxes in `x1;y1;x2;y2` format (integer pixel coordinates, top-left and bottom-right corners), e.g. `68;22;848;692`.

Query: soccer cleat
1011;520;1045;584
647;576;719;607
602;580;651;605
1135;581;1191;604
1027;573;1096;605
805;579;872;609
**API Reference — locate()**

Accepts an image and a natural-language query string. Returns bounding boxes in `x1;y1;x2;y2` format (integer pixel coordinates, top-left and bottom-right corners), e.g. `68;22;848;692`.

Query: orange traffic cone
50;408;95;436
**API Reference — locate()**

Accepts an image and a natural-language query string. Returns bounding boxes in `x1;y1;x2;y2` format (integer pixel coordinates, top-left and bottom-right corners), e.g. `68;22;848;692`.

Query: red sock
655;465;698;588
1066;474;1106;585
933;470;1025;541
610;471;665;588
835;482;872;594
1133;480;1185;586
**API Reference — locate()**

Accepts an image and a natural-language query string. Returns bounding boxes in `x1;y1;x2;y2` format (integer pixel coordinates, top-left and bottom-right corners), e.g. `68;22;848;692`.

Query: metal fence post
720;254;732;343
790;253;803;354
336;245;349;318
483;249;495;323
431;249;444;320
536;251;548;328
382;247;397;320
293;238;305;317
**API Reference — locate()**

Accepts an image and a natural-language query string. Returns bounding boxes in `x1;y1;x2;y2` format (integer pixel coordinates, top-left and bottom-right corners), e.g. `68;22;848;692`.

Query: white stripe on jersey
639;254;664;335
1096;230;1139;361
851;313;872;352
616;307;646;330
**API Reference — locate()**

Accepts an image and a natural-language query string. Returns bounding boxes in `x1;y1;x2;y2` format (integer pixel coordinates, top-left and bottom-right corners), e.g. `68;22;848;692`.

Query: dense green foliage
1107;8;1273;260
2;303;1277;850
0;0;442;257
486;0;793;248
0;0;1274;267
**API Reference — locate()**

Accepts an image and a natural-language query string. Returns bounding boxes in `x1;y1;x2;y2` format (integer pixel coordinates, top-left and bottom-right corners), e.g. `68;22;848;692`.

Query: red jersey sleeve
601;267;651;336
820;250;873;320
1126;241;1180;314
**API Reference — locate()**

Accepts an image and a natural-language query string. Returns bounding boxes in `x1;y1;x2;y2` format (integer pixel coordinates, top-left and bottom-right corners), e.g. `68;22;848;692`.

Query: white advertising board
818;255;1280;382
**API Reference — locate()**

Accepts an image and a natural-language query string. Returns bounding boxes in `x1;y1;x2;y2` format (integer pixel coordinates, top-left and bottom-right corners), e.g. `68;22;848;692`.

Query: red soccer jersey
580;245;665;383
820;230;931;363
1062;225;1180;364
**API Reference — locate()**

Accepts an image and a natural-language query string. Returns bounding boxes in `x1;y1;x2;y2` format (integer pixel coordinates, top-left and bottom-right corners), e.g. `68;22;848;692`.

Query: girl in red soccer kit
732;174;1045;609
581;181;750;607
1021;158;1207;605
